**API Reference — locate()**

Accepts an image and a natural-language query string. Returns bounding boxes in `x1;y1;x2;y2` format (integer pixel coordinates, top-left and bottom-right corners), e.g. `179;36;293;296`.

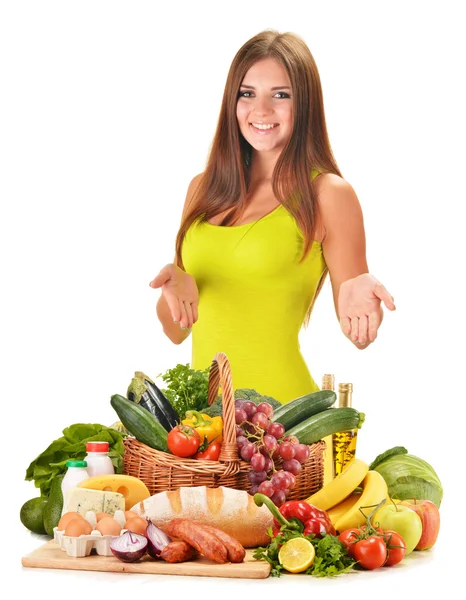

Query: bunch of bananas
306;458;389;532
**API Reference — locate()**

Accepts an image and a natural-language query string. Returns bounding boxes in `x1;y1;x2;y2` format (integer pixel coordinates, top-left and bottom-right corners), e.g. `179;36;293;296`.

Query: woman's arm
317;174;395;348
151;173;203;344
156;292;192;345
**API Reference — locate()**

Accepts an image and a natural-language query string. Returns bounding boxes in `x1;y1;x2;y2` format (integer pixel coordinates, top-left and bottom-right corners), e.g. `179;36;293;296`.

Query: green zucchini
110;394;168;452
285;407;365;445
271;389;337;430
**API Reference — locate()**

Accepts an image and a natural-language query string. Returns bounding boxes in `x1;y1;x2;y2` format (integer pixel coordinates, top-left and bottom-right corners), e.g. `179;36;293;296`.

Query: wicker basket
123;352;325;500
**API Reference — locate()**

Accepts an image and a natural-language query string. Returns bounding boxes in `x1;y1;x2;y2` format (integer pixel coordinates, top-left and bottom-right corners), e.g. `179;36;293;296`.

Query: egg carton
53;527;117;558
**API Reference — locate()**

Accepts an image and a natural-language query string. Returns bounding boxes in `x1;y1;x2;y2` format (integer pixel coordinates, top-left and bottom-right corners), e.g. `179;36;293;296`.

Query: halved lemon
278;537;316;574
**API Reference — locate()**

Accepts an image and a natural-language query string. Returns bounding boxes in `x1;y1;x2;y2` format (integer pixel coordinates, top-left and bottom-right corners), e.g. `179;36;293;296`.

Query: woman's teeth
251;123;278;130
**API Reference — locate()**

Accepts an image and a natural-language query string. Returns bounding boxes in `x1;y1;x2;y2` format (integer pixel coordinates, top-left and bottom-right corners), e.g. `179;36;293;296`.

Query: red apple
398;499;440;550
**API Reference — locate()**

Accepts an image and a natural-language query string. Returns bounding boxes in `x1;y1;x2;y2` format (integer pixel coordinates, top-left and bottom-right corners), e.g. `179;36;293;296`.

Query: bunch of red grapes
235;399;310;507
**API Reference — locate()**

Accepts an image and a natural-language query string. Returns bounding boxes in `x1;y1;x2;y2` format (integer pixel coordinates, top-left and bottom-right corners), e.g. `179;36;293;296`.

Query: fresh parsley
157;363;210;419
253;527;355;577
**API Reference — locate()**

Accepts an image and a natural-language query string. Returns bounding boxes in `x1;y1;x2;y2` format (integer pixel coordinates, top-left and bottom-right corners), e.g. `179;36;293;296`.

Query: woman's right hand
149;263;199;329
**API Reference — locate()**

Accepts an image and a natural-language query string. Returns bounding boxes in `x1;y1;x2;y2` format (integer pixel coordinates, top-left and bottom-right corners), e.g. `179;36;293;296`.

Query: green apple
372;504;422;555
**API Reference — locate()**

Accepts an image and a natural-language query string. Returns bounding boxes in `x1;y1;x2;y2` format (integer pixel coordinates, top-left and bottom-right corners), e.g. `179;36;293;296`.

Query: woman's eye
238;90;291;99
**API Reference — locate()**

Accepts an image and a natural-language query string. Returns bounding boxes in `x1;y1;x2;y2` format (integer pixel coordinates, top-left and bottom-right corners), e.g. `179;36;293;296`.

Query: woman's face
236;58;293;155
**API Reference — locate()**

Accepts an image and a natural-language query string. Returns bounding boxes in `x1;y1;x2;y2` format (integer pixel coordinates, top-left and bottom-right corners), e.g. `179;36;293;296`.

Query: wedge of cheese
77;474;150;511
64;487;125;516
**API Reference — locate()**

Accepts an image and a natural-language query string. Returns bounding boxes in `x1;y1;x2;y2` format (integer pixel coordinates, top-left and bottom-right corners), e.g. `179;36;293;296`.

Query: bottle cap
86;441;110;452
338;383;353;392
65;460;88;468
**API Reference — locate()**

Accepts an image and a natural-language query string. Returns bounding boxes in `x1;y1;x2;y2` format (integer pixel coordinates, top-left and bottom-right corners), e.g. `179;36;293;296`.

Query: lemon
278;537;316;574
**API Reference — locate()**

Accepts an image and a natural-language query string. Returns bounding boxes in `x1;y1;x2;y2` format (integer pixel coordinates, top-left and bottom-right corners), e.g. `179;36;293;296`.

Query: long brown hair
175;29;343;327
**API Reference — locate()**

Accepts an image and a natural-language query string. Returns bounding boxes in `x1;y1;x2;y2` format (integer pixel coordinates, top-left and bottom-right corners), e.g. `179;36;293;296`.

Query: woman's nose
252;96;273;117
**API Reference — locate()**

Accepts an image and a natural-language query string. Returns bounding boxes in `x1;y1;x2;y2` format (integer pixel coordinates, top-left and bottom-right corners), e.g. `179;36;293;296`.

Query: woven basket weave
123;352;325;500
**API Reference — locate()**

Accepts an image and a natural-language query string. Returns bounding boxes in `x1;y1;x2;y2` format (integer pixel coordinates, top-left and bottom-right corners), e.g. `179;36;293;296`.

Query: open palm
338;273;396;345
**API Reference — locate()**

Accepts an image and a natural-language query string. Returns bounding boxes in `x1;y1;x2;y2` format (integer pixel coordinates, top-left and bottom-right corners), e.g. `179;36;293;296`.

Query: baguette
130;486;273;547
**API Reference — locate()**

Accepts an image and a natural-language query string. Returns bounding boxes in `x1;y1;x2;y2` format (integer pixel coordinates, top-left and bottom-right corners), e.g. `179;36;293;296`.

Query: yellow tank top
181;169;327;404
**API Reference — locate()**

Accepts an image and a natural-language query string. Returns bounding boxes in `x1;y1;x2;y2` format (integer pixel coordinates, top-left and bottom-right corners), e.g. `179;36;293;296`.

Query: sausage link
159;540;197;563
165;519;228;564
199;524;246;563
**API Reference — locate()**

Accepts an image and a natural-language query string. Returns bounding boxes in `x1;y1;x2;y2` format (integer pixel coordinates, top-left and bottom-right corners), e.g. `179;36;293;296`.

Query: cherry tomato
382;530;407;566
352;535;388;570
167;424;201;457
194;440;222;461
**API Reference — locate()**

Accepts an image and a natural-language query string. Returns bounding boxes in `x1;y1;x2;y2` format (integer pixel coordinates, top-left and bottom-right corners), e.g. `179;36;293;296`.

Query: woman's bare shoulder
314;173;359;210
182;172;205;216
314;173;363;242
314;172;353;195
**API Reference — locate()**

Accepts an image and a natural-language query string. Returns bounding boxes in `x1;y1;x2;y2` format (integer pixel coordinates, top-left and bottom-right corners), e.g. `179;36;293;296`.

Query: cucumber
110;394;168;452
271;389;337;430
285;407;365;445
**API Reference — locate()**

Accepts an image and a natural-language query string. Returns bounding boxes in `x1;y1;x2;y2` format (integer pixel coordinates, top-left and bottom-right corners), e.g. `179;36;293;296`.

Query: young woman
149;30;395;404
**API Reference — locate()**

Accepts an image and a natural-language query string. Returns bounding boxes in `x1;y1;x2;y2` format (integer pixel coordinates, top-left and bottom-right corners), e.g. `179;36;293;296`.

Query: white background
1;0;464;596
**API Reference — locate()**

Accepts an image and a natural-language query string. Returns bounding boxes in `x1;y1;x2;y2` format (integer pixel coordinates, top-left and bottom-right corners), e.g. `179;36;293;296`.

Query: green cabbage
370;447;443;508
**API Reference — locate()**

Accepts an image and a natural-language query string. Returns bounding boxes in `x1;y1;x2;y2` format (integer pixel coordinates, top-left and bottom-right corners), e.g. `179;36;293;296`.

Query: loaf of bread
130;486;274;548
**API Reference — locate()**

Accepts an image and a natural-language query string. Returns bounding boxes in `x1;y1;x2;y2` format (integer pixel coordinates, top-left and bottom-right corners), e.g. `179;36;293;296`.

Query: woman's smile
250;122;280;135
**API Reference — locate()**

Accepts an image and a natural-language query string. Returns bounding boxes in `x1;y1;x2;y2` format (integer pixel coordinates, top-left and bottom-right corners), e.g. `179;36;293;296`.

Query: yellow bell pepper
182;410;223;444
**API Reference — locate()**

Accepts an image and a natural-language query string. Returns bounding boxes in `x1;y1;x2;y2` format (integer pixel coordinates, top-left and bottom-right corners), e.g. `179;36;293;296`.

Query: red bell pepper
254;494;336;538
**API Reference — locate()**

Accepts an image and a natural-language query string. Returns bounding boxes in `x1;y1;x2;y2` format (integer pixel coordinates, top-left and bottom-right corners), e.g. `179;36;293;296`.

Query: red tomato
195;440;222;461
167;424;201;457
352;535;388;570
361;525;384;535
338;528;361;556
382;530;407;566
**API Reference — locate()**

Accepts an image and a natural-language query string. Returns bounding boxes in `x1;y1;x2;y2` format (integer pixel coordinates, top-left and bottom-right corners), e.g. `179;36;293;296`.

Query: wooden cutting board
22;540;272;579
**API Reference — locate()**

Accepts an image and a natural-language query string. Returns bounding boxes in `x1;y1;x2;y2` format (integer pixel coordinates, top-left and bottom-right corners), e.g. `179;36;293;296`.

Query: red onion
145;520;172;559
110;530;148;563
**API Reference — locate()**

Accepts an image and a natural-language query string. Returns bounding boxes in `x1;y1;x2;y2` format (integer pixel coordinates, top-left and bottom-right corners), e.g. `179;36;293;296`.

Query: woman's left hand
338;273;396;347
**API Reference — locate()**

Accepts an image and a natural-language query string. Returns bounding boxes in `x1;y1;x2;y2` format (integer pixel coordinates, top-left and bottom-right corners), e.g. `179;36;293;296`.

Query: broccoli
202;395;223;417
202;388;282;417
235;388;282;410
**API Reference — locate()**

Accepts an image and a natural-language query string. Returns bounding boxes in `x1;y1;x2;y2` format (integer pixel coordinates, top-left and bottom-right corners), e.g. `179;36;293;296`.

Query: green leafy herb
25;423;126;497
309;534;356;577
253;528;355;578
157;363;210;419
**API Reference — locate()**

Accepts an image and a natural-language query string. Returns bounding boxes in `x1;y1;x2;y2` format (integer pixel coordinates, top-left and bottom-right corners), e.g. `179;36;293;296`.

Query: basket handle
207;352;240;465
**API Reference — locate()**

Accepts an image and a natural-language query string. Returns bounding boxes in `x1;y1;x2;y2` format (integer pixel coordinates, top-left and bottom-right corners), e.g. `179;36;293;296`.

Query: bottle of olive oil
333;383;358;475
321;374;335;484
